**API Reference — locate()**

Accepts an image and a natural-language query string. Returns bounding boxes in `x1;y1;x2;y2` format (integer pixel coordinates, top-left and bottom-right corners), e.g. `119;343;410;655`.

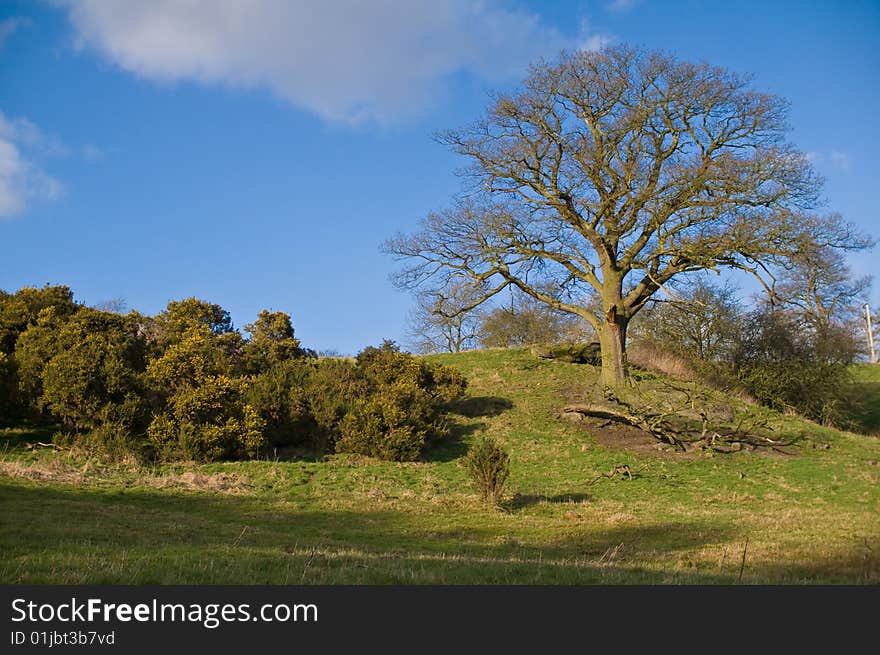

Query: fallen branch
27;441;64;451
586;464;636;486
562;386;800;454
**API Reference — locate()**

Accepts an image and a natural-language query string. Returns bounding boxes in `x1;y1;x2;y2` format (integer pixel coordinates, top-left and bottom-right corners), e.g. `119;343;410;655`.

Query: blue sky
1;1;878;354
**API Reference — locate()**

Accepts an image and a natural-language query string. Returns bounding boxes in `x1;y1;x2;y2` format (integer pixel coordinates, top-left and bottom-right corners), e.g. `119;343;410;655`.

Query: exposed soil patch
578;418;690;458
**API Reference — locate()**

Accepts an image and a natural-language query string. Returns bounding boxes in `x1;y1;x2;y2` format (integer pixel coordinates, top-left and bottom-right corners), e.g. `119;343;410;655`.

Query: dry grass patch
145;471;250;494
0;460;86;484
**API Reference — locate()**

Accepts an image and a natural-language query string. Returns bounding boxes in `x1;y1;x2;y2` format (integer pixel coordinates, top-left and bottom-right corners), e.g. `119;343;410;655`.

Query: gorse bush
0;283;468;463
464;436;511;505
245;358;316;449
147;375;266;461
337;381;437;461
248;341;467;461
334;341;466;461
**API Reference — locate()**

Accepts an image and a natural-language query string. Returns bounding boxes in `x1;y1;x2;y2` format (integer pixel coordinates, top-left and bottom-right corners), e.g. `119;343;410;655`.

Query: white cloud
830;151;850;170
0;113;63;219
575;17;613;53
581;34;613;52
56;0;581;124
0;17;32;47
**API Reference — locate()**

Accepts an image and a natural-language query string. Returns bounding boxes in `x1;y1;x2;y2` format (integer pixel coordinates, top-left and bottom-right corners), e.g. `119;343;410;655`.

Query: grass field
1;349;878;584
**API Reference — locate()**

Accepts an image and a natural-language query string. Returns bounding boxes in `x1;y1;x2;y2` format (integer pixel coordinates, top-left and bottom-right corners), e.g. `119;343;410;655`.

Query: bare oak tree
384;46;869;385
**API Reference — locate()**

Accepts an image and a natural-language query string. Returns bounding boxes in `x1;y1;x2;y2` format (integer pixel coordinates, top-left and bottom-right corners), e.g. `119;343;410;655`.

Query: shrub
79;393;151;462
0;352;18;419
242;310;306;372
356;340;467;404
303;358;366;451
332;342;467;461
245;359;316;448
733;309;856;426
40;311;146;430
336;380;437;461
147;375;265;461
464;436;510;505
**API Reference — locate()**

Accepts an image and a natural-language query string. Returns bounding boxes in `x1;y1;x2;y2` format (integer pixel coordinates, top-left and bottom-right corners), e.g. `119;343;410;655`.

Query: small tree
464;436;511;505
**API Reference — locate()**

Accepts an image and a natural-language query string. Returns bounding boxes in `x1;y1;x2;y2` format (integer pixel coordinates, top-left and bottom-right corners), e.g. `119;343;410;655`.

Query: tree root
562;387;800;454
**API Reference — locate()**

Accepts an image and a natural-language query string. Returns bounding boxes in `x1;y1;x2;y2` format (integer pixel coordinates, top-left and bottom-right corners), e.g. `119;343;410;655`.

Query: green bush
464;436;510;505
733;309;856;426
2;283;470;463
245;359;316;448
332;342;466;461
147;375;265;461
336;380;437;461
303;358;366;451
75;393;151;462
242;310;307;372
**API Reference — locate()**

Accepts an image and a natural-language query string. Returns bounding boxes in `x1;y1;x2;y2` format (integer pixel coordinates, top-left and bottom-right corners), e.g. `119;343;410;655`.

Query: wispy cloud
575;17;613;53
607;0;639;12
805;150;851;171
830;151;850;170
55;0;594;125
0;112;64;218
82;144;104;162
0;16;32;47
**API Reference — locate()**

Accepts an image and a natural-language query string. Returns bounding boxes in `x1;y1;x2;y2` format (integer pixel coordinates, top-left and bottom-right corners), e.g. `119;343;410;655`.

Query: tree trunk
597;314;628;387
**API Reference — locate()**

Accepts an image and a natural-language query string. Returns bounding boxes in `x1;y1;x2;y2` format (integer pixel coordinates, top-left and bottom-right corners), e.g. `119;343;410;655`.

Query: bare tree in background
385;46;872;385
632;279;742;362
406;281;483;353
93;298;128;314
478;286;591;348
774;243;871;329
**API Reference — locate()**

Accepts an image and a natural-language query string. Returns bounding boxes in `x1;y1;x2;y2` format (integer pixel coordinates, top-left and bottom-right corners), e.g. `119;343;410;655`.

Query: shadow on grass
424;396;515;463
504;492;594;509
850;381;880;436
447;396;514;418
2;480;876;583
0;422;58;452
423;420;484;463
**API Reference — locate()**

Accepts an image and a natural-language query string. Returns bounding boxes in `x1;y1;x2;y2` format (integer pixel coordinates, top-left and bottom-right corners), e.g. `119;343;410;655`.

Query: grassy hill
1;348;878;584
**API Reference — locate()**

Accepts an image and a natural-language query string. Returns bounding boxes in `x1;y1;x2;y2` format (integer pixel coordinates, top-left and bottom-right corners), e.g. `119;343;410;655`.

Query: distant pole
867;304;876;364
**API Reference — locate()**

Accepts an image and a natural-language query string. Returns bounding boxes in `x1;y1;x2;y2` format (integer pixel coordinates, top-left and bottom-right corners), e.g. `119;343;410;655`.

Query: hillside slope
1;348;878;584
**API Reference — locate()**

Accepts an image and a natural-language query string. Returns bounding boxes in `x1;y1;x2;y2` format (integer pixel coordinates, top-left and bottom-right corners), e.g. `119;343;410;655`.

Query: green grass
1;348;878;584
